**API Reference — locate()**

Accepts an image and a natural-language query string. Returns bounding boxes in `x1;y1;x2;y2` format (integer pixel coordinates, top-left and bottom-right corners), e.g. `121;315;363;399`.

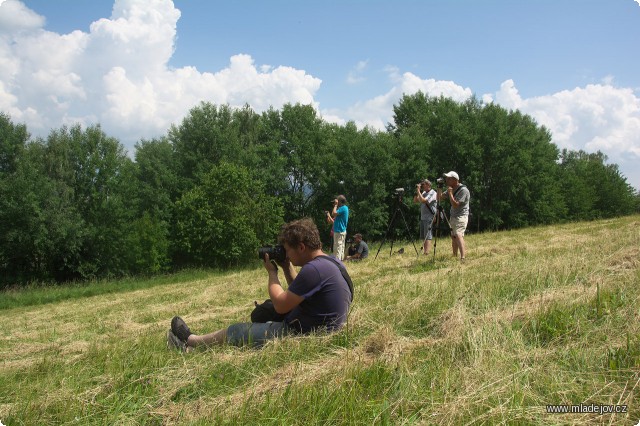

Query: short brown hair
278;218;322;250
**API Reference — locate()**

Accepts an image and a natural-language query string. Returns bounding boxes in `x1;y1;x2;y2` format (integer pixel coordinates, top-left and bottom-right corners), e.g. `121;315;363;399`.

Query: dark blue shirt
285;256;351;333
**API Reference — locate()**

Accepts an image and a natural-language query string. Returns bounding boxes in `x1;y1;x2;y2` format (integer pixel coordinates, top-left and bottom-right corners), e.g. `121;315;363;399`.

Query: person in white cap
438;171;470;261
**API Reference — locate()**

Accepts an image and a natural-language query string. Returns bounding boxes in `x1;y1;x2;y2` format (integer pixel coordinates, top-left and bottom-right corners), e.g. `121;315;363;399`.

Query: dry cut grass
1;215;639;425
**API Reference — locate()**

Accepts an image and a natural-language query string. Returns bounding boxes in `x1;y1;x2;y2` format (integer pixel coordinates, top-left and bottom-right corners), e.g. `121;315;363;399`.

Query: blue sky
2;0;640;188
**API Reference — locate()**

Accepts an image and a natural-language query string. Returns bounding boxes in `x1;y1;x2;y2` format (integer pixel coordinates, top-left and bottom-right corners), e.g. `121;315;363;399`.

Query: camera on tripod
436;177;445;187
375;186;419;259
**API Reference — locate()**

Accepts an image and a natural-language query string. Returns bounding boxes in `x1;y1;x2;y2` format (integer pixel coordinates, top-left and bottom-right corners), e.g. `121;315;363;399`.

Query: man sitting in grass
167;218;353;350
345;233;368;261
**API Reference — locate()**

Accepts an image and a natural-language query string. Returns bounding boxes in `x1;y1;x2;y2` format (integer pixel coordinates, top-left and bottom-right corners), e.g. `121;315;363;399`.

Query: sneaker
167;330;186;352
171;316;192;343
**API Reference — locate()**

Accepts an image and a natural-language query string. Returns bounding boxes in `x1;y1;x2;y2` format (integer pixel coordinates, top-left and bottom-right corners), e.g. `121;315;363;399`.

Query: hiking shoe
171;316;192;343
167;330;186;352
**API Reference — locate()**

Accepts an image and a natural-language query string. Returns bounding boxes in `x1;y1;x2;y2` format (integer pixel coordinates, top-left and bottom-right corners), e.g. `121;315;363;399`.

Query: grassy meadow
1;215;639;425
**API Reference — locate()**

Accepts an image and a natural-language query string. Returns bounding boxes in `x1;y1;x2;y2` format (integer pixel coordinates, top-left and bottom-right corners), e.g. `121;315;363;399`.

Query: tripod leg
375;208;399;260
432;214;439;261
398;207;420;257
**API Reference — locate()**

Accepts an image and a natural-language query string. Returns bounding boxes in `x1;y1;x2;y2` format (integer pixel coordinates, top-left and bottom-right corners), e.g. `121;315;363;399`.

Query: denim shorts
226;321;292;347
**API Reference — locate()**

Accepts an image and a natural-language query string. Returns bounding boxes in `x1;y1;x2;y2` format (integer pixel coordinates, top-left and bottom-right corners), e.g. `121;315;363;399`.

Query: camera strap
453;184;466;198
318;255;354;302
425;189;436;215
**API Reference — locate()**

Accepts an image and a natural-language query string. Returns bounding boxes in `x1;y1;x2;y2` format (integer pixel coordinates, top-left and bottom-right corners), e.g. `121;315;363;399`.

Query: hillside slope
1;216;639;424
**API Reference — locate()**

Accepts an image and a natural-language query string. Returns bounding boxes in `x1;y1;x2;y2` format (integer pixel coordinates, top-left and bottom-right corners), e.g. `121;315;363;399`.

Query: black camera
436;177;445;186
258;245;286;263
394;188;405;196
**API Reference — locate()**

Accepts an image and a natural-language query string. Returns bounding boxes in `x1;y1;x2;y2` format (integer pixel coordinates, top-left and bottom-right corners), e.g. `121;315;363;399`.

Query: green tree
314;122;399;240
390;93;474;177
558;150;637;220
126;212;170;275
471;104;564;229
0;112;28;176
0;115;88;285
249;107;290;199
129;137;178;274
170;102;242;189
389;93;566;231
277;103;330;220
174;162;283;268
0;138;88;285
43;125;137;279
134;137;179;221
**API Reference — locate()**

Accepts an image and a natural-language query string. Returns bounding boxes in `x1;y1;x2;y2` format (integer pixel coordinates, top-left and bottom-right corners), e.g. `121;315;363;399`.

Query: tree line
1;93;638;286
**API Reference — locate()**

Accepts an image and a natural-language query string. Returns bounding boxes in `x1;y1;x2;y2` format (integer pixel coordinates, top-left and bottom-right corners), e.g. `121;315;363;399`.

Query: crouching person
167;218;353;350
345;233;369;261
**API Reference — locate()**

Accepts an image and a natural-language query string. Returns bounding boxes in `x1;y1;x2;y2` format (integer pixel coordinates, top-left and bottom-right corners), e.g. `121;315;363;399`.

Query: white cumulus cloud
0;0;321;149
0;0;638;188
323;69;473;130
0;0;44;33
486;79;640;178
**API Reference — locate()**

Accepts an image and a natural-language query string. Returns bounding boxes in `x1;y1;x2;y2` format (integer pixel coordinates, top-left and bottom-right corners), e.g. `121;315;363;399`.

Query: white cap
444;171;459;180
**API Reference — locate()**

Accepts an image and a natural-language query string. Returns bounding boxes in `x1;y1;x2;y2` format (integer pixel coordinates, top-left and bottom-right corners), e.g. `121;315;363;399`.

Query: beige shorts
450;216;468;237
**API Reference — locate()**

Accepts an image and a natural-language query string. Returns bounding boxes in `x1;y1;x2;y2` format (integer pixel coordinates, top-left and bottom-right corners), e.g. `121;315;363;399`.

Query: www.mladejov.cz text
546;404;628;415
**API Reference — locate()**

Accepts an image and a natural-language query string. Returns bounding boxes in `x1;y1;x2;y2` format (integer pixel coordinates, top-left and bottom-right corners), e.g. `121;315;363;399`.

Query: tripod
428;189;452;261
375;191;419;259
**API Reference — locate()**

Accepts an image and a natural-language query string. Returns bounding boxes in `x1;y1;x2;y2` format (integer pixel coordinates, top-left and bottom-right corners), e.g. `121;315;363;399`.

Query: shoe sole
167;330;186;352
